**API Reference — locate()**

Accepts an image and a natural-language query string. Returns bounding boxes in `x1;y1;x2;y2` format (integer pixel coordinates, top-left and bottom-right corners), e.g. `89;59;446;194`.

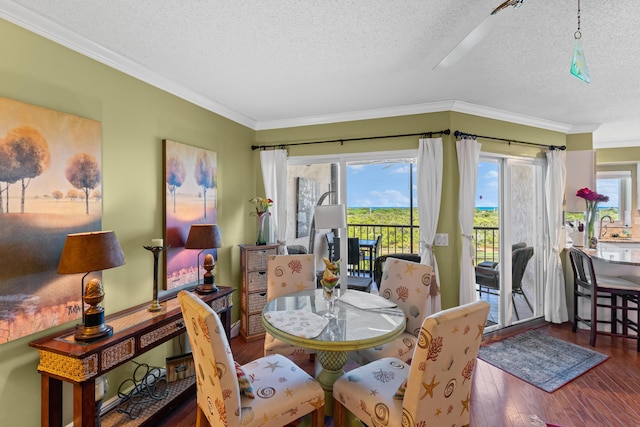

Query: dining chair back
266;254;316;300
265;254;317;356
361;234;382;277
333;237;363;275
568;247;640;350
350;258;432;364
178;290;325;427
334;300;490;427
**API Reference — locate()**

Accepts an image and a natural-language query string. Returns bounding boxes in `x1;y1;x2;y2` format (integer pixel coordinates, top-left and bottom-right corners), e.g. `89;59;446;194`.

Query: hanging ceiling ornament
570;0;590;83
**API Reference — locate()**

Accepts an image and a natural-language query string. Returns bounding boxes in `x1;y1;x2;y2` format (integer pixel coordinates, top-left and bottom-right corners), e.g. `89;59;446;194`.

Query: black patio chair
475;245;534;320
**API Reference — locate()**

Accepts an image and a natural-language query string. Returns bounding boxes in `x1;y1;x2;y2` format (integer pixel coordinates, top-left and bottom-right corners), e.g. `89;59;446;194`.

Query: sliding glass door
286;150;418;264
476;155;546;330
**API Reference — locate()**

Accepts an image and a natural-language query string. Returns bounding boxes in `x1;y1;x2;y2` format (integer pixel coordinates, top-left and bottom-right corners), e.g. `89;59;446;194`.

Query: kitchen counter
587;243;640;266
598;238;640;244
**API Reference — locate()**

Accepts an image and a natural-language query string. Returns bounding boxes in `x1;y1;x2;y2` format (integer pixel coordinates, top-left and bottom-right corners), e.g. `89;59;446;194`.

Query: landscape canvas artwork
164;139;217;290
296;177;319;238
0;97;102;344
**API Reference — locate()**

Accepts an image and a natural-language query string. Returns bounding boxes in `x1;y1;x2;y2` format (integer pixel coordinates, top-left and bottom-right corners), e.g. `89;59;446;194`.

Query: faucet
599;215;614;239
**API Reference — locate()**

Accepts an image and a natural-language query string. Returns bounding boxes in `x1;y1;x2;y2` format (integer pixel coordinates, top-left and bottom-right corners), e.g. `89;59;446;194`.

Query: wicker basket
247;271;268;292
248;292;267;314
248;314;265;335
247;248;277;271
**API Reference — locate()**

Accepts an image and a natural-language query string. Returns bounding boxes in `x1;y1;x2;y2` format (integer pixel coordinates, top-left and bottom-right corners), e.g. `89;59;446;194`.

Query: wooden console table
29;286;233;427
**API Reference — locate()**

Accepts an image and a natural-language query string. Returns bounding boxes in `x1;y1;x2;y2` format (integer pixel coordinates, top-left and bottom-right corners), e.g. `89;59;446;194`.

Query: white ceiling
2;0;640;148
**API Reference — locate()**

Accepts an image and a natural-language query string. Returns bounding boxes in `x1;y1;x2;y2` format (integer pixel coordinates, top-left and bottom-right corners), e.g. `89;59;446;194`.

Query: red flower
576;187;609;203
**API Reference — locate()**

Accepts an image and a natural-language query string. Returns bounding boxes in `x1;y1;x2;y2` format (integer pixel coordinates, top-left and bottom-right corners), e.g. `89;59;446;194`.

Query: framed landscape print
163;139;217;290
0;97;102;344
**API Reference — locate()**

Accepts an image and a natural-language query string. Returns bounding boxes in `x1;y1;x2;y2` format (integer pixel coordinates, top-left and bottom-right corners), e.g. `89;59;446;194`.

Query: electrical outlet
435;233;448;246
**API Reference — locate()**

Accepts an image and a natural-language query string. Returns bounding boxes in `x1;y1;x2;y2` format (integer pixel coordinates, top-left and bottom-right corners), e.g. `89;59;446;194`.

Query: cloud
389;165;410;174
367;189;410;207
348;164;366;173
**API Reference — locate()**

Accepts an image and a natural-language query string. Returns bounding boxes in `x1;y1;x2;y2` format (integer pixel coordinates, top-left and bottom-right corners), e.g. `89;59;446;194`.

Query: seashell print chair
350;258;433;365
334;300;490;427
264;254;318;357
178;290;325;427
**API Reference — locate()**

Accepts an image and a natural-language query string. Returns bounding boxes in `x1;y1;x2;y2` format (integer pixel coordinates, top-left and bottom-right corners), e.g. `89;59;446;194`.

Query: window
596;171;631;225
286;150;418;254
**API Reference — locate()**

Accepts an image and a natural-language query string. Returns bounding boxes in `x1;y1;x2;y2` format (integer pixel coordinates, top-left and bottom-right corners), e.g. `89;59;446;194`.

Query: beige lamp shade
314;204;347;230
57;230;125;274
185;224;223;249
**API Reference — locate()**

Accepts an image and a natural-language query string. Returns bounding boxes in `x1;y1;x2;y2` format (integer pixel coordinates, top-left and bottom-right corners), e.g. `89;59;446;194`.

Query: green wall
0;19;256;426
256;112;567;311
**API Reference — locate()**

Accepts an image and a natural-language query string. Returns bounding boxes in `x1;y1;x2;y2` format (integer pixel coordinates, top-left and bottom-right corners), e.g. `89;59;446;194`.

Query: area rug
478;329;609;393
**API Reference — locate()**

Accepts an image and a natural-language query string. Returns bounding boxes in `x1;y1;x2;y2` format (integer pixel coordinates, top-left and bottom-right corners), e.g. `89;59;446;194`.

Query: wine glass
322;283;338;319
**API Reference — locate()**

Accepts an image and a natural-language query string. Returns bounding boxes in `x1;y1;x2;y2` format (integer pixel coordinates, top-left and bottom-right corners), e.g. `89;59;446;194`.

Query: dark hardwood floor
156;321;640;427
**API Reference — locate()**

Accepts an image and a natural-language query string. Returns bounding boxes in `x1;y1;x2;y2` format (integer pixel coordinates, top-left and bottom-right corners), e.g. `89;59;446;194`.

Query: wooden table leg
42;375;62;427
73;379;96;427
223;306;231;339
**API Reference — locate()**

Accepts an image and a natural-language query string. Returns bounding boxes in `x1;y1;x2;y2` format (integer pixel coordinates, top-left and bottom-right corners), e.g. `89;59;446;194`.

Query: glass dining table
262;288;405;415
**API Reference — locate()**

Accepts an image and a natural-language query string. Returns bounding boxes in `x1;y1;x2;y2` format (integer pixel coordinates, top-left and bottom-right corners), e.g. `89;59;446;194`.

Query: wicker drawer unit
239;244;278;341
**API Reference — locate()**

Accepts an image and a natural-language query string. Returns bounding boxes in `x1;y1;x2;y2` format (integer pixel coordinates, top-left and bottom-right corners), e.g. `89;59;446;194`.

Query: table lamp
57;230;125;342
314;204;347;231
185;224;222;293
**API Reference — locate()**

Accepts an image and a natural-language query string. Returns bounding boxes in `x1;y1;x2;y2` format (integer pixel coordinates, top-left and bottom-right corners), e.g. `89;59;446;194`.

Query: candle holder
143;245;168;312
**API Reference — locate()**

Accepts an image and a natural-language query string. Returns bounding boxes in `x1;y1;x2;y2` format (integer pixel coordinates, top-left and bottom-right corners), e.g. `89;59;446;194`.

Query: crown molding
0;0;257;129
449;101;580;133
256;99;581;134
594;138;640;149
254;101;455;131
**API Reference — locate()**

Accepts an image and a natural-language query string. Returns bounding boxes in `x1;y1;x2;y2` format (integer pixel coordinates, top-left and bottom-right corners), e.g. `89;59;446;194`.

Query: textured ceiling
2;0;640;148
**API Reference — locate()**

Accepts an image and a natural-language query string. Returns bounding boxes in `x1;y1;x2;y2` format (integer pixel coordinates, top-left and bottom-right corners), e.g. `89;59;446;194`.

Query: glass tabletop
262;289;406;352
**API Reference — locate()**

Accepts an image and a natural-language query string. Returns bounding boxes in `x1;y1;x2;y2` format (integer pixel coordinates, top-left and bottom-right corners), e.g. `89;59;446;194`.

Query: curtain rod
251;129;451;150
454;130;566;151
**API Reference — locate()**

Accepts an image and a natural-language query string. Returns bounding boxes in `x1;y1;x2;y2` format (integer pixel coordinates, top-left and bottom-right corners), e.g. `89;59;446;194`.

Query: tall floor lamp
314;204;347;294
308;190;335;254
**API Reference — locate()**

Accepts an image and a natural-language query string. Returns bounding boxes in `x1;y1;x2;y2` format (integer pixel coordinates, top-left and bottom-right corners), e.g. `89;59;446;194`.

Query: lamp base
75;307;113;342
148;300;165;312
196;274;218;294
195;284;219;294
74;323;113;342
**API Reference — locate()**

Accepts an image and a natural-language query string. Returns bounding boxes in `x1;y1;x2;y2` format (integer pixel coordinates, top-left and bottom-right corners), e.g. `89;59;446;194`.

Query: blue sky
347;161;619;210
475;162;499;208
347;161;501;208
347;162;416;208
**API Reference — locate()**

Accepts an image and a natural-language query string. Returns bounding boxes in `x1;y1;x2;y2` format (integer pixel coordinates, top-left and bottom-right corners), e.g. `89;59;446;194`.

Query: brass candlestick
143;245;168;312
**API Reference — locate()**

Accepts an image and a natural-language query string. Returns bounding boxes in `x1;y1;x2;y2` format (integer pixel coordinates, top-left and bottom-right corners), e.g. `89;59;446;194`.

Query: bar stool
568;247;640;351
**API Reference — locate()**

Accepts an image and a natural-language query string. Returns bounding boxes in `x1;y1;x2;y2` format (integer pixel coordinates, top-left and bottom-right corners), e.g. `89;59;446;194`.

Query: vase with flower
249;197;273;245
576;187;609;249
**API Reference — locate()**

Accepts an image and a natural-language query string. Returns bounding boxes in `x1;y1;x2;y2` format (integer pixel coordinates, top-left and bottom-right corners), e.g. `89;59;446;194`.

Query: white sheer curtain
544;149;568;323
417;138;442;314
456;136;482;305
260;149;288;254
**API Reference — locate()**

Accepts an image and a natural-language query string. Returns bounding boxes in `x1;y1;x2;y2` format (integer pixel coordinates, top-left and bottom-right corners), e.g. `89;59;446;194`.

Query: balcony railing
474;226;499;265
346;223;499;266
347;223;420;256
